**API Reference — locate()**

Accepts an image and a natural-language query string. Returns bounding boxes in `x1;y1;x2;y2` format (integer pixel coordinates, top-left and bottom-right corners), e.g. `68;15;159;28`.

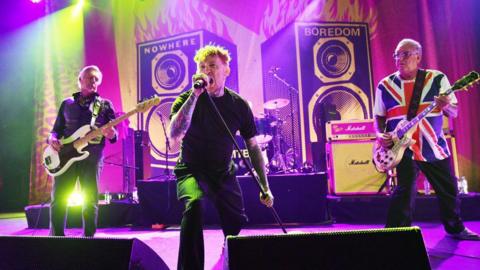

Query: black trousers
50;153;101;237
386;152;464;234
174;162;248;270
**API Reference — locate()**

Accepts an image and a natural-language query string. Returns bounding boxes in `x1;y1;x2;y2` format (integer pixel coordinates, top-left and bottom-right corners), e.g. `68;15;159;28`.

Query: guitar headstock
451;71;480;92
136;96;161;113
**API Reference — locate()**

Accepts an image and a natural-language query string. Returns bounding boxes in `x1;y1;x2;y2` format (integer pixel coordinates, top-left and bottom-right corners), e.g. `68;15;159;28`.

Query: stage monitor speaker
326;140;386;194
225;227;431;270
0;236;168;270
134;130;152;181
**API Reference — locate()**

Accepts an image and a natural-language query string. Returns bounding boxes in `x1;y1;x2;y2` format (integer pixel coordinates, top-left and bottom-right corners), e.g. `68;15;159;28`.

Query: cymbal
263;98;289;110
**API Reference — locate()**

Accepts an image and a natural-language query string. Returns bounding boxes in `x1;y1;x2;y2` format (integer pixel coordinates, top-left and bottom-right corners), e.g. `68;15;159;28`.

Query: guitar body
372;120;416;172
43;125;91;176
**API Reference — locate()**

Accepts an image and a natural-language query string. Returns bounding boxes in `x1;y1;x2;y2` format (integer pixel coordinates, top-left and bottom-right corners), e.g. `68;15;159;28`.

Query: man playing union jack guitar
373;38;479;240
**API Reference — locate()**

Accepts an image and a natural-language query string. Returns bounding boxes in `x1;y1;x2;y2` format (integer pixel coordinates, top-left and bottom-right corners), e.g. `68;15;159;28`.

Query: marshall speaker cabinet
326;139;386;195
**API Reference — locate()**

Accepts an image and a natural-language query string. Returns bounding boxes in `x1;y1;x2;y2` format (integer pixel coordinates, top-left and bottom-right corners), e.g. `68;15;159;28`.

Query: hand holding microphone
192;73;211;97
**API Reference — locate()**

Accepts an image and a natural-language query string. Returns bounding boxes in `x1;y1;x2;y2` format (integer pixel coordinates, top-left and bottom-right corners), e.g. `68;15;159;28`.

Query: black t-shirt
51;92;116;154
170;88;257;170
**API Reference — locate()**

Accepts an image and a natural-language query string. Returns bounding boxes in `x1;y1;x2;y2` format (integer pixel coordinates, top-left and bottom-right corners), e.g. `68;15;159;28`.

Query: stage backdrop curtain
25;0;480;203
28;6;85;204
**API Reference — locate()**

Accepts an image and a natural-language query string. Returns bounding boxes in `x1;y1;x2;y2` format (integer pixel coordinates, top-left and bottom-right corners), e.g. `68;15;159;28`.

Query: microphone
193;77;213;89
193;79;206;89
268;66;280;74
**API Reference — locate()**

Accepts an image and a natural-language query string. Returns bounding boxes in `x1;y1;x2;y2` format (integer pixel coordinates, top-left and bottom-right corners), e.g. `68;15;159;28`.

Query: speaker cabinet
262;22;375;168
138;30;239;176
326;140;386;194
225;227;430;270
0;236;167;270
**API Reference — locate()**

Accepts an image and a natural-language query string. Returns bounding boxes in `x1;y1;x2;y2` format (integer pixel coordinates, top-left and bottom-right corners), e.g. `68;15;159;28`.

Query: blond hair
194;45;231;65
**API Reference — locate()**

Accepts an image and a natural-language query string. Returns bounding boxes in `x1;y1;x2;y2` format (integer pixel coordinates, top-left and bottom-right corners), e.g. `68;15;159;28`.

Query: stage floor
1;214;479;269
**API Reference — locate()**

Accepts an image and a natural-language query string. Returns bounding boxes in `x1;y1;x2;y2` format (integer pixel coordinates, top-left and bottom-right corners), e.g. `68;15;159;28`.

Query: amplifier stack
325;119;387;195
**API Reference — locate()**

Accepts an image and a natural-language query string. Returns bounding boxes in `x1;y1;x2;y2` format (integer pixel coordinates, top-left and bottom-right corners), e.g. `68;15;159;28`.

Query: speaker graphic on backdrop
262;22;374;170
137;30;238;178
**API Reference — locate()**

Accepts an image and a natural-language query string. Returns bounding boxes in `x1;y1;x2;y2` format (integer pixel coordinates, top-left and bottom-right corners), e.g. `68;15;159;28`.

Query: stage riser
137;173;330;225
328;194;480;223
25;202;139;229
25;182;480;228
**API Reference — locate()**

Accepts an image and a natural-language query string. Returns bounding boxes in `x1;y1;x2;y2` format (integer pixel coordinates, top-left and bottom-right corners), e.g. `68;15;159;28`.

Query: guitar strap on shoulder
406;69;426;120
90;97;102;127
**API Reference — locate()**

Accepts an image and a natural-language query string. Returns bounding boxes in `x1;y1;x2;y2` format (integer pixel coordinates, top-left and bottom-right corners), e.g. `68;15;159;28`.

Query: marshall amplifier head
325;119;376;141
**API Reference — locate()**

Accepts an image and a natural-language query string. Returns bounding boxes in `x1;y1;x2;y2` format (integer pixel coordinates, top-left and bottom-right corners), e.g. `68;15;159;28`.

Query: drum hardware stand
270;68;299;172
206;92;287;234
268;108;288;174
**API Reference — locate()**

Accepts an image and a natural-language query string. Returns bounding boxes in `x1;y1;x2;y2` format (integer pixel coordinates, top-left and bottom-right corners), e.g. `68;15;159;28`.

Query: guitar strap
90;97;102;127
406;69;426;120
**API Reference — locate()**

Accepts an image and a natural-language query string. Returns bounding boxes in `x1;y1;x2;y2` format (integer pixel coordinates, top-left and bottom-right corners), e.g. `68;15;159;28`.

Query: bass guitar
373;71;479;172
43;96;160;176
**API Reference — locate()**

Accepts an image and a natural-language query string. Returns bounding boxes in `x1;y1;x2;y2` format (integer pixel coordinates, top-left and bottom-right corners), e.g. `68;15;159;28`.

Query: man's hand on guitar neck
101;127;117;140
376;132;394;148
47;134;62;152
434;95;451;110
435;95;458;118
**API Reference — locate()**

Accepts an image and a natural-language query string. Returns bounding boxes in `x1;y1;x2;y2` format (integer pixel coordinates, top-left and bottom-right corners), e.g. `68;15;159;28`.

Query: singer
168;44;274;270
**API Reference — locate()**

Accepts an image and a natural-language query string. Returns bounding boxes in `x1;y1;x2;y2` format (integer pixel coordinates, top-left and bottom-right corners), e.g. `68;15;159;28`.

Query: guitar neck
77;109;138;145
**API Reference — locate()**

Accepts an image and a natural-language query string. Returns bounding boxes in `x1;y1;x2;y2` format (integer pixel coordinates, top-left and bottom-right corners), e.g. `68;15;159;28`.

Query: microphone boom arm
205;93;287;234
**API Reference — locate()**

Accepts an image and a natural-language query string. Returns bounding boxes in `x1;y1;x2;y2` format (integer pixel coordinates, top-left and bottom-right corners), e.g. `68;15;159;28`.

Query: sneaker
448;228;480;241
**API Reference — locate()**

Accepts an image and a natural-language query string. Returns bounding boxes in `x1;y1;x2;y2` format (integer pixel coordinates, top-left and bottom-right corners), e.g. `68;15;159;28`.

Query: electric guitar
43;96;160;176
372;71;479;172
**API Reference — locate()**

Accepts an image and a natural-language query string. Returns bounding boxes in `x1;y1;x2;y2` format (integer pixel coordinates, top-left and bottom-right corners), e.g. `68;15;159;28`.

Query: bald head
395;38;422;57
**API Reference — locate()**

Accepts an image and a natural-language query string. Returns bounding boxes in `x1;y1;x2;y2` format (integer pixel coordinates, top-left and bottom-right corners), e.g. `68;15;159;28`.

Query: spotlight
67;192;84;206
72;0;85;16
30;0;43;3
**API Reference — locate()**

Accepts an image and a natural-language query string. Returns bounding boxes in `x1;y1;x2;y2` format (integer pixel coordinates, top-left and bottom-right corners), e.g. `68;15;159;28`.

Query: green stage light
67;191;84;206
72;0;86;17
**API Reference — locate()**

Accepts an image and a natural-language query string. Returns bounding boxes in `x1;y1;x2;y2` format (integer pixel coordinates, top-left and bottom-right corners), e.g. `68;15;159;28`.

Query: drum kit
254;98;297;174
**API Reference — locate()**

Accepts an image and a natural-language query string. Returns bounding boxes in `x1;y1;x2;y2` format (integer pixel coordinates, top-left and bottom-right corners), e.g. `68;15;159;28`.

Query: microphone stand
271;70;299;172
205;92;287;234
158;113;173;213
158;113;173;180
143;114;174;182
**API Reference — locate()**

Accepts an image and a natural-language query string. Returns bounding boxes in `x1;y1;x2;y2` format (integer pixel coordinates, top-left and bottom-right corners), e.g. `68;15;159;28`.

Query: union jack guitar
372;71;479;172
43;96;160;176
